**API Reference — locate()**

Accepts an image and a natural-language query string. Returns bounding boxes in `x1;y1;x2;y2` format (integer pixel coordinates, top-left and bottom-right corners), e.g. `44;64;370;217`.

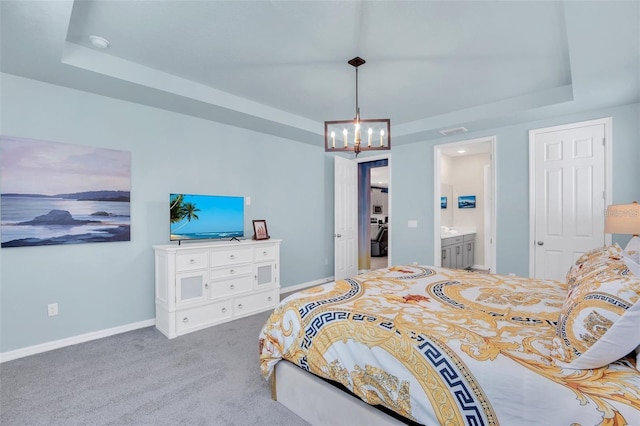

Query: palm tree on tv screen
170;194;200;231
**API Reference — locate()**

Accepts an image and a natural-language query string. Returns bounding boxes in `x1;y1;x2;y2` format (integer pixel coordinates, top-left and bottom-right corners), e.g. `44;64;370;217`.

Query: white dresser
153;239;281;338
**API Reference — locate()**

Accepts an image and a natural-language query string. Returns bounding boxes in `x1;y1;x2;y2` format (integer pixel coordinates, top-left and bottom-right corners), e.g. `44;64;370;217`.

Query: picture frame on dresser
253;220;269;240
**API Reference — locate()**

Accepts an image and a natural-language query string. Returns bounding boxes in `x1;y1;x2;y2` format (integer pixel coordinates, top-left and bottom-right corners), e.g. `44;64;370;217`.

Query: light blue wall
390;103;640;274
0;74;333;353
2;72;639;354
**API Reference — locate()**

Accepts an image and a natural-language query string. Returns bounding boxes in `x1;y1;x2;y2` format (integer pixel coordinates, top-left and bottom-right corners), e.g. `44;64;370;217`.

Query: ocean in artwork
1;135;131;247
1;194;130;247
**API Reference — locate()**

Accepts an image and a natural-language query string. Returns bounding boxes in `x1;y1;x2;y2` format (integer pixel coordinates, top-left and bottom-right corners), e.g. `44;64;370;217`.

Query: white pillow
624;236;640;263
622;250;640;276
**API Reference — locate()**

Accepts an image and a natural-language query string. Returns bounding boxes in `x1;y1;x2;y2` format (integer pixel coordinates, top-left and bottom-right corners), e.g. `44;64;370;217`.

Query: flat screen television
170;193;244;241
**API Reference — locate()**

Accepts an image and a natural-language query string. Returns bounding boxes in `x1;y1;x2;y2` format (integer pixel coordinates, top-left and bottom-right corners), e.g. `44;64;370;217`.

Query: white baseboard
1;277;336;363
0;318;155;363
280;276;334;295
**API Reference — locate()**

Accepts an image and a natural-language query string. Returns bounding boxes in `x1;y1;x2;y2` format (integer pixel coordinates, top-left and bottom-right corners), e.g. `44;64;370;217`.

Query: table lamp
604;201;640;257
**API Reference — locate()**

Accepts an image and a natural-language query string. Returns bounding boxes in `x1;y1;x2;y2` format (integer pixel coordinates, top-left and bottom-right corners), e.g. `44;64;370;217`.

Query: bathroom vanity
441;228;475;269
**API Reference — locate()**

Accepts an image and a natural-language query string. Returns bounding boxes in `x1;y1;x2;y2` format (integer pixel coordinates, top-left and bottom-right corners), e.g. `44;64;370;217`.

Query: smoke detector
89;35;110;49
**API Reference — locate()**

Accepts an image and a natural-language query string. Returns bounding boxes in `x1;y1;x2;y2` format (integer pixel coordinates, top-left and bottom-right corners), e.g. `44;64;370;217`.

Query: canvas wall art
458;195;476;209
0;135;131;247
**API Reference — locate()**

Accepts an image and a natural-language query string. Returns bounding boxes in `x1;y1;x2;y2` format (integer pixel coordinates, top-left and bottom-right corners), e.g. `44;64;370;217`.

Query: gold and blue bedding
259;265;640;425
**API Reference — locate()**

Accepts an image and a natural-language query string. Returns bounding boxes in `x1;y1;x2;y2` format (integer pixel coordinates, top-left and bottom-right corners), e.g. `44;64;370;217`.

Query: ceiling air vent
439;126;468;136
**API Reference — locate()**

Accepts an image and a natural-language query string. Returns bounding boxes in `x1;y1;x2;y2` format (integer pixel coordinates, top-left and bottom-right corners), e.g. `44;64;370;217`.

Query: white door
530;119;609;281
334;156;358;280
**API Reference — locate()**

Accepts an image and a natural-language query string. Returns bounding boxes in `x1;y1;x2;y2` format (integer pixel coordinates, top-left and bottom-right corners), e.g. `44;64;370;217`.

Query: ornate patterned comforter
259;265;640;425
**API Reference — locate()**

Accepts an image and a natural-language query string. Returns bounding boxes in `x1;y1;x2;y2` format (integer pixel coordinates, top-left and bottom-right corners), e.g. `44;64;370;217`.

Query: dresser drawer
254;244;277;262
210;275;253;298
211;247;252;266
175;250;209;271
175;300;232;333
210;264;252;281
234;289;279;316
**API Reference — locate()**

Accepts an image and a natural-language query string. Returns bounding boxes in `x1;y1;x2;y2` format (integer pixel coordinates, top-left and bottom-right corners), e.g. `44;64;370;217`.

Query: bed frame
271;360;409;425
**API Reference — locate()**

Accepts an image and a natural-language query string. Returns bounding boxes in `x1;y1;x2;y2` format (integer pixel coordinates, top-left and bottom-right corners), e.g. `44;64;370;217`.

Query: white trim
528;117;613;277
0;278;339;363
0;319;155;363
433;136;497;272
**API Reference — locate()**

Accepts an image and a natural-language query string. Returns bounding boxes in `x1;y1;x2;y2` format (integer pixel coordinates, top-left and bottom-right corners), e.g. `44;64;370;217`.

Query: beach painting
0;135;131;247
458;195;476;209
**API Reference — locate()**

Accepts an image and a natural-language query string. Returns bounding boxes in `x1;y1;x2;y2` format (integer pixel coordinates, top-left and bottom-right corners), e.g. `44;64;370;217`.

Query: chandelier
324;57;391;157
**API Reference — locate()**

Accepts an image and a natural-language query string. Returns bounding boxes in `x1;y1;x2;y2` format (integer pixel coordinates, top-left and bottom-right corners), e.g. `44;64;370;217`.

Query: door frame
358;153;391;270
433;136;496;272
334;153;392;276
528;117;612;277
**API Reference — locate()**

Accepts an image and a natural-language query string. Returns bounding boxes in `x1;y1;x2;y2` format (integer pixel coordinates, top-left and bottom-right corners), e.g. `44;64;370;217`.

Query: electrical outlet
47;303;58;317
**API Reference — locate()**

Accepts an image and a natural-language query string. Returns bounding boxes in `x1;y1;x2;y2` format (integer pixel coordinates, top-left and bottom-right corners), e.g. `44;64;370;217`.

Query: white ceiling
2;1;639;148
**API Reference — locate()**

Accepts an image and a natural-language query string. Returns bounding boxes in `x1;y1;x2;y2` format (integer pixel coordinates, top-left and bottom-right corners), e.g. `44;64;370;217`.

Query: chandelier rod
355;66;360;120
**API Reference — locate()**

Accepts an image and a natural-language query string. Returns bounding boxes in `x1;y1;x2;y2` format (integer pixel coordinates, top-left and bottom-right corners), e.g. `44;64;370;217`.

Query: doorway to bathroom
434;136;496;273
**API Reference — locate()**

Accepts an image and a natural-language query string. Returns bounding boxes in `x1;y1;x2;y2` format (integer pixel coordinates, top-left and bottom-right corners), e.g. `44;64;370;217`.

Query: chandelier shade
324;57;391;156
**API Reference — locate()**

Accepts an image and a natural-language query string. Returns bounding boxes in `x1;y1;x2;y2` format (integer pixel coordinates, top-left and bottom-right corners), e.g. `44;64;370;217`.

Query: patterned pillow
551;272;640;369
636;345;640;372
565;244;627;290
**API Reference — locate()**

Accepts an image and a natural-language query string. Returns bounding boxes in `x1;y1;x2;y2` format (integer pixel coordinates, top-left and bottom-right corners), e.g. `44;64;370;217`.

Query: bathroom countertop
441;227;476;239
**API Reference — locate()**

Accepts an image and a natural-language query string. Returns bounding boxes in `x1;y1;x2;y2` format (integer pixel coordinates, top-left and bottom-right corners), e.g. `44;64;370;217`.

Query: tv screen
170;193;244;241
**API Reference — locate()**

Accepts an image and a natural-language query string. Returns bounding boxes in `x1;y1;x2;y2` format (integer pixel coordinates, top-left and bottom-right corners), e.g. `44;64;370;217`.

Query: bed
259;244;640;425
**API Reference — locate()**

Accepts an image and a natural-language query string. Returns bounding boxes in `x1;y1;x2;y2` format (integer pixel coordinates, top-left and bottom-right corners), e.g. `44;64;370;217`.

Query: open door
434;137;496;273
334;156;358;280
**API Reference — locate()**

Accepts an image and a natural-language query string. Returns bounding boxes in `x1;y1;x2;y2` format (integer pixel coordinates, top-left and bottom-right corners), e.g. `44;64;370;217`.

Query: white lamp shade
604;202;640;235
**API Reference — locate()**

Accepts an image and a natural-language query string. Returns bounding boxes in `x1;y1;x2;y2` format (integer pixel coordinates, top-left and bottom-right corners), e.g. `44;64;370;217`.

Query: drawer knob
238;303;243;309
230;284;235;290
222;307;227;313
189;259;195;264
205;283;209;289
230;269;235;274
263;251;267;256
230;254;235;259
182;317;189;323
268;296;272;301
